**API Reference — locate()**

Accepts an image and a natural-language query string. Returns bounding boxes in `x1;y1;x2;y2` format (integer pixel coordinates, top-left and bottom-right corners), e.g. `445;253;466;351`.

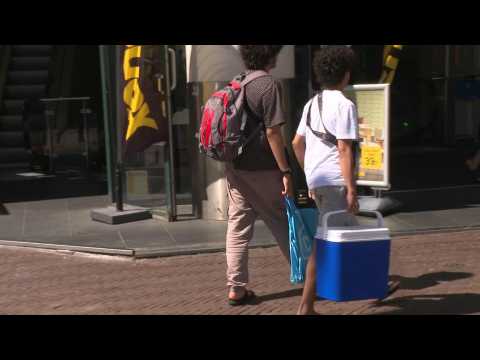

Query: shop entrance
117;45;194;221
390;45;480;190
303;45;480;213
0;45;108;203
352;45;480;191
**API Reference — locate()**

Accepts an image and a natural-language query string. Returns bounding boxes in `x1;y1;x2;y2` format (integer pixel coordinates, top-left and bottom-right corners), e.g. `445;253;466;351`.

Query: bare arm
337;139;358;213
266;125;293;197
292;134;306;170
266;125;290;171
292;134;316;199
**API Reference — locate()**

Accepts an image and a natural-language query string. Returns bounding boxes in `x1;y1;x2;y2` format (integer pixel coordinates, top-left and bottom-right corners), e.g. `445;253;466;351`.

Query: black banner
120;45;169;155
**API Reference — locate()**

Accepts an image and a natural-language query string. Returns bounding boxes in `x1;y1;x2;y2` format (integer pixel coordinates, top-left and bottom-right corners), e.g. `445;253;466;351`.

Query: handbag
285;196;318;284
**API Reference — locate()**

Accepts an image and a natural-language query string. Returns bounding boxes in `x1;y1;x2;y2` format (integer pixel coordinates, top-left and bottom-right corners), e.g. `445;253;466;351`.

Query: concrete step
11;45;53;57
2;100;24;115
0;115;44;132
4;85;47;99
0;131;25;147
0;147;30;163
7;70;49;85
0;115;23;131
0;162;30;170
10;57;51;71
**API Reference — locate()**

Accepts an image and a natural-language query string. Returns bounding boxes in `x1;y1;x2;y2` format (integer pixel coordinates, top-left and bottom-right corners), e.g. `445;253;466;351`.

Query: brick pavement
0;229;479;315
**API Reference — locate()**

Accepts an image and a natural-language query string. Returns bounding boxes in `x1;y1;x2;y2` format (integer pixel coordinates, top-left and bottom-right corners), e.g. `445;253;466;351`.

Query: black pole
115;45;125;213
115;163;124;211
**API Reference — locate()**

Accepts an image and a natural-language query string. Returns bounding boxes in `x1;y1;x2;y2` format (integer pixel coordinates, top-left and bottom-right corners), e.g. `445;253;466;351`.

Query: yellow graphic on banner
379;45;403;84
123;45;158;141
360;146;383;170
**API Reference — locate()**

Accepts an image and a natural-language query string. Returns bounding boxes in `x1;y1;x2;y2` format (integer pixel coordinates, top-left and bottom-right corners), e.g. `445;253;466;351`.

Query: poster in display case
344;84;390;188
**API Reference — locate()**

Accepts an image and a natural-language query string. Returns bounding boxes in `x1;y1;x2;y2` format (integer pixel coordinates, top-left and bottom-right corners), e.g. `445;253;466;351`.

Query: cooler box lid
317;226;391;243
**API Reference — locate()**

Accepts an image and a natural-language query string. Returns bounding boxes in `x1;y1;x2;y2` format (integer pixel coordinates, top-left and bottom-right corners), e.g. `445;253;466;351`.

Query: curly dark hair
313;46;356;88
239;45;284;71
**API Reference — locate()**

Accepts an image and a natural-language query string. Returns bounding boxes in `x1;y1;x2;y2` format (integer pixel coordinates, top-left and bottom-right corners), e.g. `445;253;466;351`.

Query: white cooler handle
322;210;384;233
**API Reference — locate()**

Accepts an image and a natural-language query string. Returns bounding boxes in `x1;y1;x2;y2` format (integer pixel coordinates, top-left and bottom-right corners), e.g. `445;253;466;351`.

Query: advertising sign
344;84;390;188
120;45;169;155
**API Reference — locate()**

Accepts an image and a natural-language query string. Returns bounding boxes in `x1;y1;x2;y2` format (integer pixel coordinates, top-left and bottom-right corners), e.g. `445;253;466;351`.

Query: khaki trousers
225;166;290;291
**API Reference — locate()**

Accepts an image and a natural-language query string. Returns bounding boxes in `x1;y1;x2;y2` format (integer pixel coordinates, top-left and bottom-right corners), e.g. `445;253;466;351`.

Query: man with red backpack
199;45;293;305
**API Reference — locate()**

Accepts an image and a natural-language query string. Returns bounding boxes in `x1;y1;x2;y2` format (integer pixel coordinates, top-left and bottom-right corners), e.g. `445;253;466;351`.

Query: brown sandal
228;290;256;306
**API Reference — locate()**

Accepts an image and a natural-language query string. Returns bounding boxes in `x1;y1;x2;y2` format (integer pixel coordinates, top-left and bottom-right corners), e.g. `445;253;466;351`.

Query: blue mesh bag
285;196;318;284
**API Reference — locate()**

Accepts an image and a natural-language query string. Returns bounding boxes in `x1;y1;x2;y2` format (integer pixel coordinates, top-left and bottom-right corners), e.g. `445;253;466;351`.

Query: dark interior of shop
3;45;480;213
355;45;480;191
0;45;107;202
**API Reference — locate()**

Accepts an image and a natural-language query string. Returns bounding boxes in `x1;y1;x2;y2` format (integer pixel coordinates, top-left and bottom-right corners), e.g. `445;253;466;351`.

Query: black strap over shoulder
306;94;338;146
306;93;362;171
237;71;269;153
241;100;264;150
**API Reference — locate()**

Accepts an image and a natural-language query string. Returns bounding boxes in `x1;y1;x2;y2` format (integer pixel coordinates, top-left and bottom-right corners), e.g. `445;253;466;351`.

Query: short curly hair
313;46;356;88
239;45;284;70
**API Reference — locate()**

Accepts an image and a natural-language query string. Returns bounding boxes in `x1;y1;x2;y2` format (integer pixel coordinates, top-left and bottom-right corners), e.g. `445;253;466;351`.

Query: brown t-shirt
233;71;286;171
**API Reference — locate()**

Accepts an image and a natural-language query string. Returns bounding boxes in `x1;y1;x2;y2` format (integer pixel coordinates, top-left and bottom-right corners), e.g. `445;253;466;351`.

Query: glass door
117;45;177;221
168;45;195;219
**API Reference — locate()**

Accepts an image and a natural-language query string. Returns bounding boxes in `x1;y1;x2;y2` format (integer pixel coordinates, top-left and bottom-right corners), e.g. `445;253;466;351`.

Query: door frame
99;45;178;221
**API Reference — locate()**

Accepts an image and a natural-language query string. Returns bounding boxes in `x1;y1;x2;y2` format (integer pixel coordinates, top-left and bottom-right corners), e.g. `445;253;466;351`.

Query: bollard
116;163;124;212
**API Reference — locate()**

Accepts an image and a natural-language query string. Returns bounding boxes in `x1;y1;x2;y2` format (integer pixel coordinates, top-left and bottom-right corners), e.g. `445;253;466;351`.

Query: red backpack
199;71;268;162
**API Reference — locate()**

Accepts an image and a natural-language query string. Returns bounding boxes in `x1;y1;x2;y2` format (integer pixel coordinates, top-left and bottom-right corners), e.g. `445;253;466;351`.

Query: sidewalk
0;228;478;315
0;195;276;257
3;190;480;257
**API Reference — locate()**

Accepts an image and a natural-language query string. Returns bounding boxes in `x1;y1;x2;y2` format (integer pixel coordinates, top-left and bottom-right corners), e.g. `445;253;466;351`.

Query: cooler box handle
322;210;384;232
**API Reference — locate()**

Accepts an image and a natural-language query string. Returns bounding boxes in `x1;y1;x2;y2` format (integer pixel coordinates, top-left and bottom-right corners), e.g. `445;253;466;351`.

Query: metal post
45;104;54;173
99;45;115;202
81;100;90;172
444;45;452;145
165;45;177;221
116;163;124;211
190;82;202;219
115;45;125;212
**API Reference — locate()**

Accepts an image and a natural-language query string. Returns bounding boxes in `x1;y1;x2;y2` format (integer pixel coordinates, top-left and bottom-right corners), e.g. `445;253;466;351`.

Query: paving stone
0;229;479;315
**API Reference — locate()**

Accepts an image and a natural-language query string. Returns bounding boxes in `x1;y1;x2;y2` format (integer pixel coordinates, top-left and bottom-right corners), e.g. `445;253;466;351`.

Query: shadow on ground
390;271;473;291
371;271;477;315
252;272;474;307
253;288;304;304
373;293;480;315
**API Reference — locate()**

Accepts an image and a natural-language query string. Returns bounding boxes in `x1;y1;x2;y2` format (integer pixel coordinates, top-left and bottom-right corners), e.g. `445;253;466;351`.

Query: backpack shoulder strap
235;71;269;122
235;71;270;147
240;70;271;87
306;93;338;146
306;97;315;130
318;94;338;145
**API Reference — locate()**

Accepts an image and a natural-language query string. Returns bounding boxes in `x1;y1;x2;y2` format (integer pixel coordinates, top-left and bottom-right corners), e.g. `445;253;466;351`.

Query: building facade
2;45;480;218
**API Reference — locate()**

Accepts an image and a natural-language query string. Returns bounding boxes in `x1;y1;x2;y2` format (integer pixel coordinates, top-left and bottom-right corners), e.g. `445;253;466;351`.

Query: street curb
390;224;480;237
132;242;278;259
2;224;480;259
0;238;277;259
0;240;134;256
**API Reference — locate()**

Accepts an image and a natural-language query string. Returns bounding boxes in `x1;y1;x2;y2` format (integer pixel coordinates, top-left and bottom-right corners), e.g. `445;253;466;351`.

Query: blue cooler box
316;210;391;302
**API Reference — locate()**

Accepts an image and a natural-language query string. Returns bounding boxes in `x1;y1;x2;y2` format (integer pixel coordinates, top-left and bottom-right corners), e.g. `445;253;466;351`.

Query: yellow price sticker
360;146;383;170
